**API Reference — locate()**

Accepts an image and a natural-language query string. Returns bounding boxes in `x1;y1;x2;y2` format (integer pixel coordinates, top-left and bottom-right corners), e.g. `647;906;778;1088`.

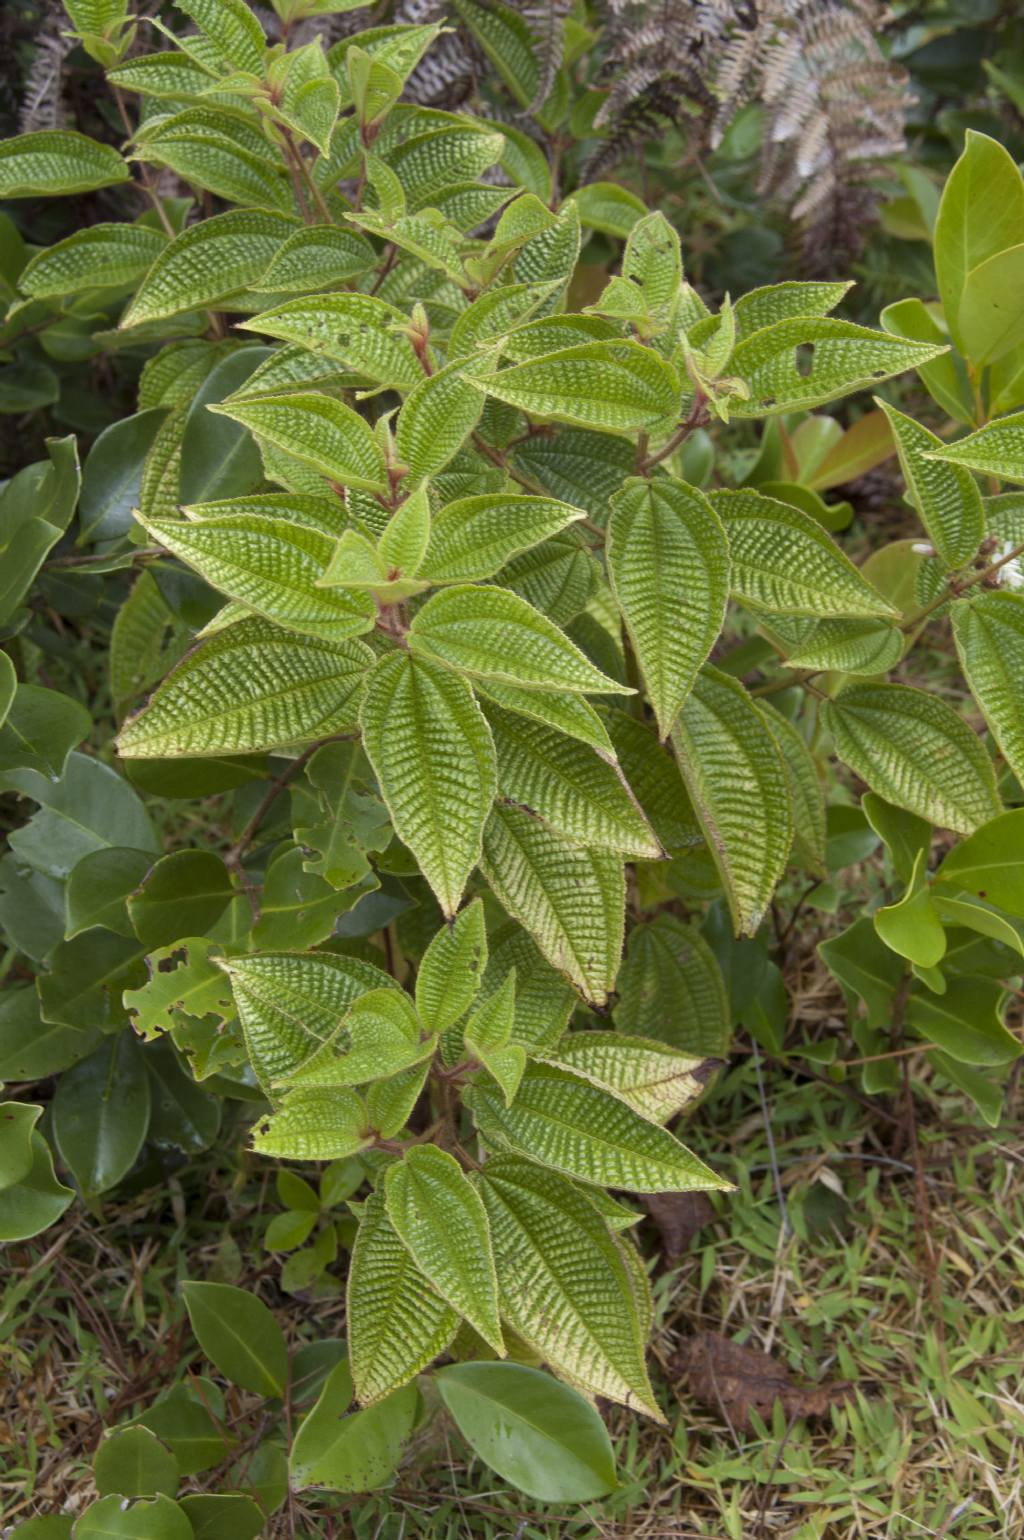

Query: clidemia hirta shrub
2;0;1024;1519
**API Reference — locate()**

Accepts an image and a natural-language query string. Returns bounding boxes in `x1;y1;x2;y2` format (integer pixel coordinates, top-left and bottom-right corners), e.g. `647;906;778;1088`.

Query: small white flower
996;540;1024;591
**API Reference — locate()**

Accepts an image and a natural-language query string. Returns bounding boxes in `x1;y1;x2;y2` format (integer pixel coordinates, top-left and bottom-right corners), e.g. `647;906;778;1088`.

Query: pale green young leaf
485;701;661;857
347;1191;458;1404
173;0;266;73
473;341;680;434
121;210;298;326
769;615;905;676
607;476;730;738
222;950;396;1089
613;914;731;1055
410;584;631;695
259;225;375;292
116;619;371;758
727;317;948;418
240;294;422;387
822;682;1001;834
952;591;1024;783
923;413;1024;485
873;851;946;969
419;494;585;585
278;987;428;1089
708;488;897;618
670;667;792;936
277;45;340;156
19;224;166;299
360;651;497;917
476;679;614;756
385;1145;504;1353
933;129;1024;356
479;922;577;1051
416;898;487;1035
318;529;389;591
758;705;827;874
879;298;974;426
537;1032;716;1125
731;280;852;339
0;130;130;197
251;1087;374;1160
468;1065;729;1194
621;210;681;316
137;512;375;640
874;399;984;570
395;363;485;482
212;392;387;492
366;1060;432;1139
377;484;431;577
480;803;624;1005
183;490;345;539
464;971;525;1106
475;1156;660;1418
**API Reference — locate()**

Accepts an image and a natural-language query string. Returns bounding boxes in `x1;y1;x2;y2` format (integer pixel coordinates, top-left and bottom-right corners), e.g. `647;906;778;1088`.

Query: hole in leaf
761;395;776;407
795;342;815;378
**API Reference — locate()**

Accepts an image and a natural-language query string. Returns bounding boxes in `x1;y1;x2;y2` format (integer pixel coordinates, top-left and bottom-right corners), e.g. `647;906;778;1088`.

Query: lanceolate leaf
410;584;630;695
480;803;624;1005
708;488;896;619
222;950;396;1089
823;683;1001;835
607;477;730;738
420;494;586;584
121;210;298;326
538;1032;716;1124
347;1192;458;1405
475;1156;661;1418
474;341;681;433
240;293;422;387
466;1062;729;1193
211;393;388;492
360;651;497;917
136;513;375;640
671;667;792;936
923;413;1024;485
385;1146;504;1353
875;399;984;570
415;899;487;1035
728;317;948;418
395;362;486;481
485;701;661;858
116;618;371;758
613;914;731;1055
952;591;1024;783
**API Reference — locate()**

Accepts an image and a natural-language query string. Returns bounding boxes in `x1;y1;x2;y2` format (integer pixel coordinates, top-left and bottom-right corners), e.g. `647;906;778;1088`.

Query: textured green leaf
279;986;428;1089
259;224;375;292
486;700;660;857
437;1361;617;1503
0;130;130;196
19;224;166;299
139;127;292;213
366;1060;431;1140
107;51;221;100
361;651;496;916
251;1087;373;1160
462;970;525;1106
395;361;486;481
769;615;905;676
410;584;630;695
347;1191;458;1404
420;494;585;586
952;591;1024;784
211;392;388;492
174;0;266;72
607;476;730;737
475;341;680;433
758;705;827;872
732;280;851;339
223;949;395;1089
477;678;613;755
709;488;896;618
875;400;984;570
184;489;345;538
180;1281;286;1398
538;1032;715;1124
137;512;375;640
122;210;297;326
241;293;422;387
415;898;487;1034
467;1061;728;1193
474;1157;660;1416
480;802;624;1005
934;129;1024;356
823;682;1001;834
478;921;577;1050
117;618;371;758
613;914;731;1054
671;667;792;936
385;1145;503;1352
923;412;1024;485
728;317;948;418
605;710;702;857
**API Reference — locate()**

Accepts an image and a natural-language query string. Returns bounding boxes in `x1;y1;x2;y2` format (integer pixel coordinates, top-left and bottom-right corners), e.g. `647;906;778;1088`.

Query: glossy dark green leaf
180;1281;288;1398
65;847;154;939
52;1035;151;1197
93;1426;179;1499
127;850;235;949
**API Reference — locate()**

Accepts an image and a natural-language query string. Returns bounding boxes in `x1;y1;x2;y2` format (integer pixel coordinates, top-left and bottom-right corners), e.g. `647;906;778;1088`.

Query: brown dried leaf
671;1331;853;1431
643;1191;715;1260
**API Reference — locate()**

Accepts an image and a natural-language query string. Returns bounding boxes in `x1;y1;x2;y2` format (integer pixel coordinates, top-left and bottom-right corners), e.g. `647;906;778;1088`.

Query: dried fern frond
19;0;74;134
